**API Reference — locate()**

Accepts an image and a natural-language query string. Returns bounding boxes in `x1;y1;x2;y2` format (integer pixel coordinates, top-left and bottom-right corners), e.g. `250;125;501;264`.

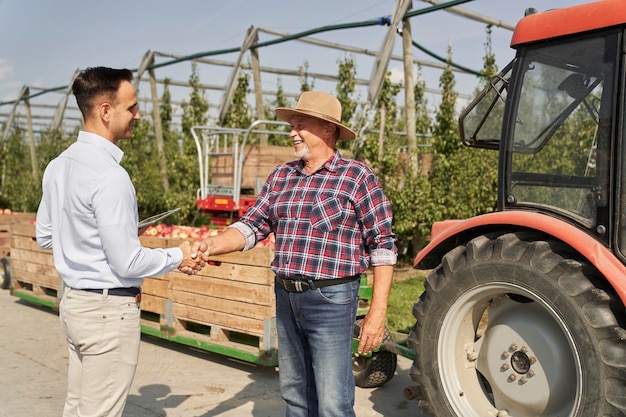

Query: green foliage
425;148;498;223
481;26;498;84
222;70;252;129
120;118;166;218
431;45;460;156
262;78;293;147
413;66;432;143
121;67;207;224
384;156;432;254
0;126;42;211
160;77;173;131
336;55;357;129
387;274;425;333
421;42;499;234
356;71;401;169
298;61;314;93
181;63;209;138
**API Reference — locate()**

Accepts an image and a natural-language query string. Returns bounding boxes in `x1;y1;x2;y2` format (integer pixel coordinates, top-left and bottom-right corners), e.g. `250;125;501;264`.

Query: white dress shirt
36;131;182;289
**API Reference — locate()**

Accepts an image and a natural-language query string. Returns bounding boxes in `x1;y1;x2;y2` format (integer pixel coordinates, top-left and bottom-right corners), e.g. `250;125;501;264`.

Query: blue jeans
275;278;360;417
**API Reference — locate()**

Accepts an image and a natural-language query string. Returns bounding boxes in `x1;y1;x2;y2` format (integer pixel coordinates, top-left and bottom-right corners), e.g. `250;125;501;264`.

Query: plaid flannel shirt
230;151;397;280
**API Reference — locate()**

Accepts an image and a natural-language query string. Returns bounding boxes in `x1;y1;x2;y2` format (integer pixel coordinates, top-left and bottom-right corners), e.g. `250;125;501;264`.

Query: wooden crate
211;145;295;190
140;237;277;362
10;222;278;364
0;213;36;258
139;236;175;318
10;221;60;305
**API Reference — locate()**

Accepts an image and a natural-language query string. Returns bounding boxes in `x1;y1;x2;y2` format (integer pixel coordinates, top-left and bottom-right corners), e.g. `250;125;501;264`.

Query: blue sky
0;0;589;124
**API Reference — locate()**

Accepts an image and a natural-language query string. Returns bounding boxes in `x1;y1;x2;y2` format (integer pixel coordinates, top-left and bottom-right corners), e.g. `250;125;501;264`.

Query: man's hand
190;239;209;261
183;228;247;275
357;309;386;355
177;241;205;275
356;265;393;355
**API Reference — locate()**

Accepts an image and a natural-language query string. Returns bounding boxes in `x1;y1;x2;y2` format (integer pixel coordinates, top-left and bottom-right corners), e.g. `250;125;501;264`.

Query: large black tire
352;319;397;388
407;231;626;417
1;257;10;289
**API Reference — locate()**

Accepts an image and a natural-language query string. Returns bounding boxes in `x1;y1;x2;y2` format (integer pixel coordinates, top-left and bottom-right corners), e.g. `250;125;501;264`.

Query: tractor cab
460;2;625;257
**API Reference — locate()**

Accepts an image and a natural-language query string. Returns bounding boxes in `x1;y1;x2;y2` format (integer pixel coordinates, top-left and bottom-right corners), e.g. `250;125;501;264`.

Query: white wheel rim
437;282;582;417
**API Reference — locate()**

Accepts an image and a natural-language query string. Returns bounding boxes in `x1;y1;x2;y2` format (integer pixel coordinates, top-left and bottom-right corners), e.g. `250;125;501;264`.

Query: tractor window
459;61;513;150
507;33;616;230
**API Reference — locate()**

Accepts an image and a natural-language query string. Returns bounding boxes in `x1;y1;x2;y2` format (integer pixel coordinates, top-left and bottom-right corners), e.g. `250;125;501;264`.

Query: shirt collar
296;150;342;175
77;131;125;163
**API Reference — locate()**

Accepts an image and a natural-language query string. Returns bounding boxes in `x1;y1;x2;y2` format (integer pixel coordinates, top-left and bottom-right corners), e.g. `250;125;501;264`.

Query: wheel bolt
529;356;537;365
501;363;510;371
509;343;518;351
520;346;528;353
527;370;535;377
496;410;510;416
508;374;517;382
519;376;528;384
501;351;510;358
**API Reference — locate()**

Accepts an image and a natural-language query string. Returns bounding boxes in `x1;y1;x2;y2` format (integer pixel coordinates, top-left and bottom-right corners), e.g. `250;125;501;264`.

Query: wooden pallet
10;222;278;365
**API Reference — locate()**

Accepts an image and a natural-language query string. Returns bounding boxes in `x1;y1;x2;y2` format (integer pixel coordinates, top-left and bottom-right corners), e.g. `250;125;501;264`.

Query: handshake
176;240;209;275
175;228;245;275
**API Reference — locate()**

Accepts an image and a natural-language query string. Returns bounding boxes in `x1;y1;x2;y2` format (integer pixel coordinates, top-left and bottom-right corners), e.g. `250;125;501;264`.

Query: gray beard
295;144;310;160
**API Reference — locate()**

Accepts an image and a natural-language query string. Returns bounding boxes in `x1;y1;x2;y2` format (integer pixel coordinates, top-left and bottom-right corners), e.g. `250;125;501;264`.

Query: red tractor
408;1;626;416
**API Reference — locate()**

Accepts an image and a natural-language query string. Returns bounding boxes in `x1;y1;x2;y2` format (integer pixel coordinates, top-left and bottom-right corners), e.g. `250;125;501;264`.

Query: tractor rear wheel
407;231;626;417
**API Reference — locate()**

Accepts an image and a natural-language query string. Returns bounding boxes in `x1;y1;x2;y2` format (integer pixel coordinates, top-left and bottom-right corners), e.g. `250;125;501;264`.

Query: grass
386;273;426;334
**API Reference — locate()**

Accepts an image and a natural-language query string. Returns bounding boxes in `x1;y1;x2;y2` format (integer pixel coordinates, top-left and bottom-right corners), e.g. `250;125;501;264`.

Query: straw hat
275;91;356;141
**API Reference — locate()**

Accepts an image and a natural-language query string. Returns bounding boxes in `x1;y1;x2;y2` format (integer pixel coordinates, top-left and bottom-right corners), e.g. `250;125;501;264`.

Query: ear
100;103;111;123
326;122;338;141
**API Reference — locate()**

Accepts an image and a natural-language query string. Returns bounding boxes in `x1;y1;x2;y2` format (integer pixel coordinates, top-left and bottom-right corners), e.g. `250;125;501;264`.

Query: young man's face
108;80;140;141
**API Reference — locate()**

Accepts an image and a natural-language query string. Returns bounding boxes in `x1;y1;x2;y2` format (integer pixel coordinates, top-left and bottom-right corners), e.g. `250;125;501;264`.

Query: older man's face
289;115;335;160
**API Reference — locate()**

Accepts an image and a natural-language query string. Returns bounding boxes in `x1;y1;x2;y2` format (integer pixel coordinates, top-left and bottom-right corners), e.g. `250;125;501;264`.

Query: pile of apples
141;224;275;247
0;208;13;215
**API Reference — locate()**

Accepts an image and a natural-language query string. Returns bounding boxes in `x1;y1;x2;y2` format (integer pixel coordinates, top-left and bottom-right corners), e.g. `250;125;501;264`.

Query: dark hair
72;67;133;117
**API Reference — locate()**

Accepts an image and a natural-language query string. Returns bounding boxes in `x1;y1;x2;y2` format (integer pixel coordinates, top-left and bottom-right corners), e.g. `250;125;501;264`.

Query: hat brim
275;108;356;141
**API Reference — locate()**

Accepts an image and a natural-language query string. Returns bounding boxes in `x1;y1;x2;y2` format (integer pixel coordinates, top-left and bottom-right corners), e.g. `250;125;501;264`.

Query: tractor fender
413;211;626;305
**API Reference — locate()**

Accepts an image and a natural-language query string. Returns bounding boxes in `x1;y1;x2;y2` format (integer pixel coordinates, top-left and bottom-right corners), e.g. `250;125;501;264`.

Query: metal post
251;44;268;145
24;93;38;181
367;0;413;109
1;86;29;187
402;10;418;168
149;67;169;192
218;26;259;125
52;70;80;132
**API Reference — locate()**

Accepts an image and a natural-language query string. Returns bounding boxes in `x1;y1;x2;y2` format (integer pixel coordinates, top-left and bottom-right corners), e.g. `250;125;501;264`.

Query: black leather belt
276;275;360;292
81;287;141;297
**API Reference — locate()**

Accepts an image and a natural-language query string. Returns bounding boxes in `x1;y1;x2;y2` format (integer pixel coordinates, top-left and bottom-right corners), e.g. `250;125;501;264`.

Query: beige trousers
59;287;141;417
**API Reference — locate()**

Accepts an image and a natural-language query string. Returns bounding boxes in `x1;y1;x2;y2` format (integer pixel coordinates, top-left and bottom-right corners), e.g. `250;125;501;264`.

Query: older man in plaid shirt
190;91;397;417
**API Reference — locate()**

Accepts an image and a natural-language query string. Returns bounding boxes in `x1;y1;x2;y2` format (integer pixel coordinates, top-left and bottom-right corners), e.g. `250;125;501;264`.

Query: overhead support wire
258;27;466;74
409;37;483;77
0;0;502;106
418;0;515;30
0;0;505;131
